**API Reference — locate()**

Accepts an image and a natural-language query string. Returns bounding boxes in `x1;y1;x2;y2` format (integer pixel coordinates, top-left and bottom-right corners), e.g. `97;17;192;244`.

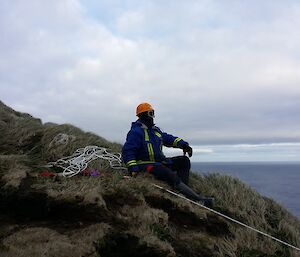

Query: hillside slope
0;100;299;257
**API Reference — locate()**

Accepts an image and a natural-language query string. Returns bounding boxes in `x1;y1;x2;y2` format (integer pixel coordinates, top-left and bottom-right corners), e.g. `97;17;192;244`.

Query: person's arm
158;128;193;157
122;129;142;174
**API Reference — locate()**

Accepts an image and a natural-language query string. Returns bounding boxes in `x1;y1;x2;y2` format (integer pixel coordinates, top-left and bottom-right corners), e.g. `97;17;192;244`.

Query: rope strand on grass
153;184;300;252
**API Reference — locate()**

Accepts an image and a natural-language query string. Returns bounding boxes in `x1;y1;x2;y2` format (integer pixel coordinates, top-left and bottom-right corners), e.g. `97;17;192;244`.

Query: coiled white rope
47;145;126;177
153;184;300;252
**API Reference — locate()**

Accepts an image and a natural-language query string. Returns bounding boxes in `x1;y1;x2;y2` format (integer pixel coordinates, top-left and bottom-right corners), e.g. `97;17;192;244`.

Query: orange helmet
136;102;154;116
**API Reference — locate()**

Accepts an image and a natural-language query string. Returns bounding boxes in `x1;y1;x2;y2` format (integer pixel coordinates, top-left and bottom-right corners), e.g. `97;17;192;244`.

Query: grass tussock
189;172;300;257
1;224;110;257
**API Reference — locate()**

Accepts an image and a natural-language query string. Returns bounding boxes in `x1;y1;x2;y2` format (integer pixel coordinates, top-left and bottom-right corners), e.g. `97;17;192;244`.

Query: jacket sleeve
157;128;188;148
122;129;142;172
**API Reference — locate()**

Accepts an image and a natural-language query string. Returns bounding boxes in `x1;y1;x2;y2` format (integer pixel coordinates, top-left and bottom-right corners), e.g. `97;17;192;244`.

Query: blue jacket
122;120;188;172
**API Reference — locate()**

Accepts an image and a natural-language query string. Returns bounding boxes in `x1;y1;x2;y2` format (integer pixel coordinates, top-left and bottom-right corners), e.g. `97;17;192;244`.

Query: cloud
163;142;300;162
189;143;300;162
0;0;300;159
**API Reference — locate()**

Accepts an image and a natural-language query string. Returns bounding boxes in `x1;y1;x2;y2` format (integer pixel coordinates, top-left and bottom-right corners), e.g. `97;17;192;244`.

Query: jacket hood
131;120;156;129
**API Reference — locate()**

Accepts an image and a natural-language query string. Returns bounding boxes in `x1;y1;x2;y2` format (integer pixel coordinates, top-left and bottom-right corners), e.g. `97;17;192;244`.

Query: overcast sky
1;0;300;161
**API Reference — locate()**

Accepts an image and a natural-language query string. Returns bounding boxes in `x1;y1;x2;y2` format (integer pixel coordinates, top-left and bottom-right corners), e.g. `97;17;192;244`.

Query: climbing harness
46;145;126;177
153;184;300;252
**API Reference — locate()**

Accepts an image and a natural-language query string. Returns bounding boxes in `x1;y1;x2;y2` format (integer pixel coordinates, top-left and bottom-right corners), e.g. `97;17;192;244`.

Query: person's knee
171;156;190;166
179;156;190;170
182;155;190;164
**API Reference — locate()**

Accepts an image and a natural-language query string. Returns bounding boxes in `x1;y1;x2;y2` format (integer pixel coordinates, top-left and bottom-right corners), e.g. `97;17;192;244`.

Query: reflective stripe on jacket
122;120;188;171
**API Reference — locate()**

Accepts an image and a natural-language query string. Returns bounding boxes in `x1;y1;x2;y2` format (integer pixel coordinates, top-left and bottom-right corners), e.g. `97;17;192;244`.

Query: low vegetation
0;100;299;257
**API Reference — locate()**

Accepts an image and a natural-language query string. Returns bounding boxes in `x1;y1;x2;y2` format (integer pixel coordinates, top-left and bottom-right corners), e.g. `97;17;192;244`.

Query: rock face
0;100;300;257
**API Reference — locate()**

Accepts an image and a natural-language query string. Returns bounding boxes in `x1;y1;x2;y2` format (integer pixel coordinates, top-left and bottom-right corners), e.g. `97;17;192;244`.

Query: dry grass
189;172;300;257
1;224;110;257
1;100;300;257
38;123;121;163
0;154;29;191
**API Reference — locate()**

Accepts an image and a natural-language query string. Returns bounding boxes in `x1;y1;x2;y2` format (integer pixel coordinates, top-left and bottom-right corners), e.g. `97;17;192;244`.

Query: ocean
191;162;300;218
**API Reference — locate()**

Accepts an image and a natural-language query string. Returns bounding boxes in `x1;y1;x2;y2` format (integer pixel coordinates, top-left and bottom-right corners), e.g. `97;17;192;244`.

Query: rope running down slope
153;184;300;252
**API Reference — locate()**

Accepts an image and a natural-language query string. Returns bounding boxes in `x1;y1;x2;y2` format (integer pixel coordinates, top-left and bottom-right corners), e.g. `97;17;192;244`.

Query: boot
201;197;214;208
176;182;214;208
176;181;201;201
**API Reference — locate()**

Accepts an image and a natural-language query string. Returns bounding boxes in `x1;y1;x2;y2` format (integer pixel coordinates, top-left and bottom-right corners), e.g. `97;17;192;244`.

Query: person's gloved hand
128;165;140;177
131;172;138;177
182;143;193;157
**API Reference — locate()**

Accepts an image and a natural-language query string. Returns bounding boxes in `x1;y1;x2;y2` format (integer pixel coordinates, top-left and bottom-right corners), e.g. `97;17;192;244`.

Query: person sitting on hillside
122;102;213;207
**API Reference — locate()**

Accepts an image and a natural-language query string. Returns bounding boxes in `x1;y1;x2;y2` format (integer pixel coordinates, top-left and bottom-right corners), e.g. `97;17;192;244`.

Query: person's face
147;110;155;118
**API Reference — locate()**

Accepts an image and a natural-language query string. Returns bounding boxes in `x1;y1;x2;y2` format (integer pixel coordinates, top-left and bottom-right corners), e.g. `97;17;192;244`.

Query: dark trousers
149;156;191;187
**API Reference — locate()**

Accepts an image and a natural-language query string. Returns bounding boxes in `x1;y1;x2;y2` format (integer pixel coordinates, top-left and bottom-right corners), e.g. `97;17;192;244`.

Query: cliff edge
0;100;299;257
